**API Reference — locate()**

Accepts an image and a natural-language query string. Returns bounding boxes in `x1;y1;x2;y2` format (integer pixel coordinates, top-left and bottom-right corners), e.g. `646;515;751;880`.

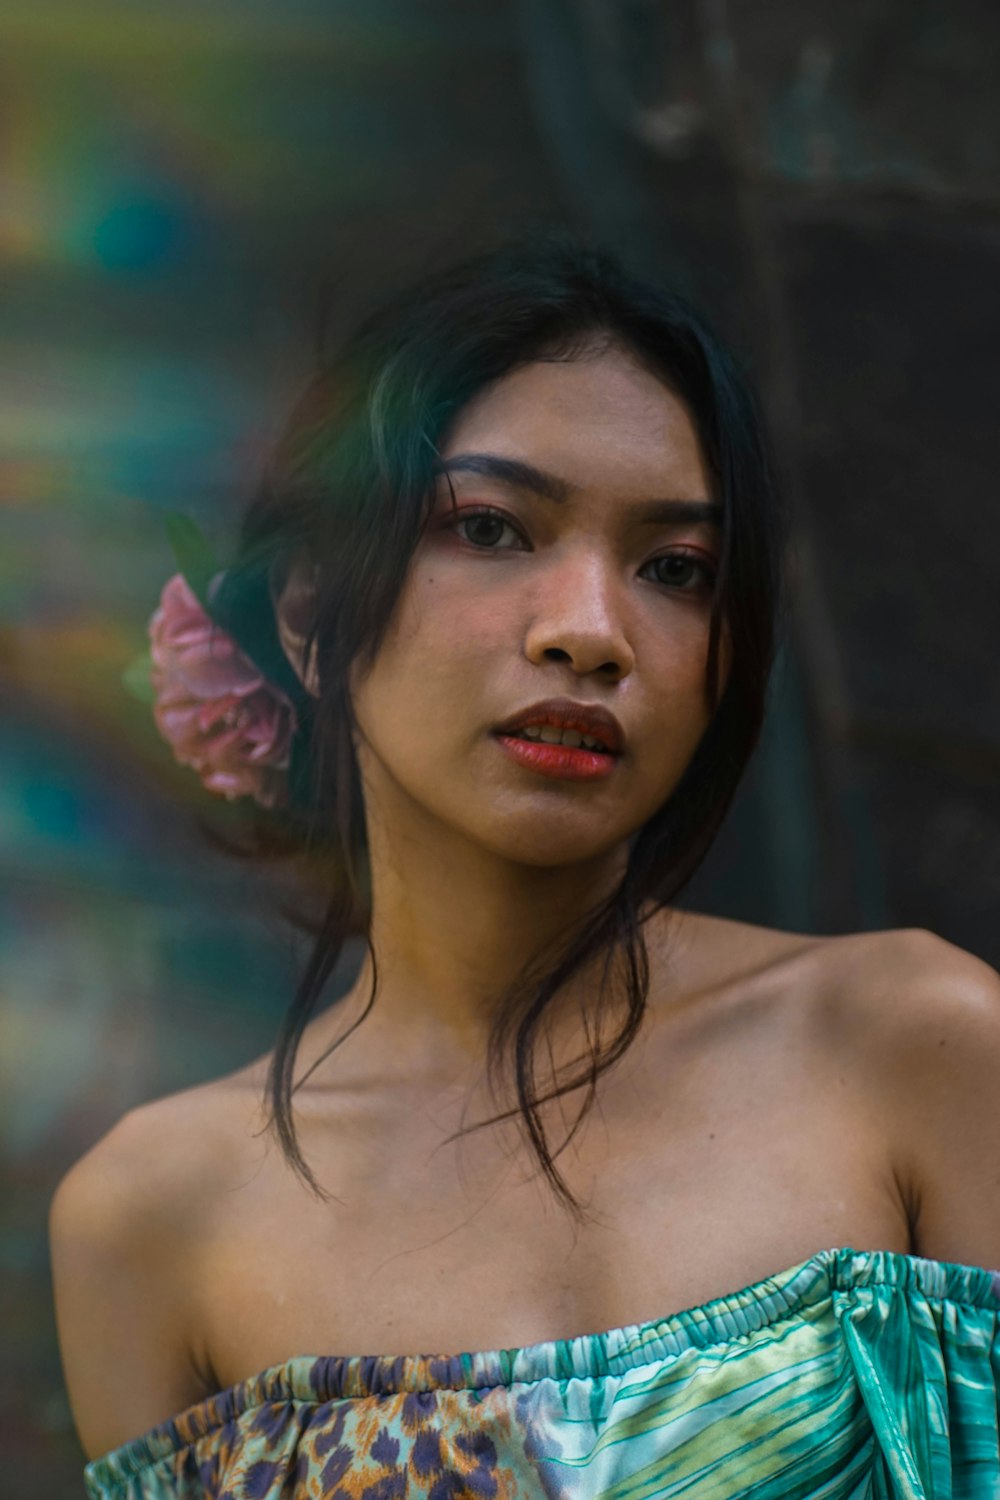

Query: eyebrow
432;452;723;531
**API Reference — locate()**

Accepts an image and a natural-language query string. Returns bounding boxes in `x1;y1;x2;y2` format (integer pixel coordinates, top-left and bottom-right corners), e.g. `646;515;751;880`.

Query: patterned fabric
83;1245;1000;1499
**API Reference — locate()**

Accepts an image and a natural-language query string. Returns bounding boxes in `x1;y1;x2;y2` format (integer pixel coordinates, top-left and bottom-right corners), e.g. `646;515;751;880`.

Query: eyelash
447;505;718;593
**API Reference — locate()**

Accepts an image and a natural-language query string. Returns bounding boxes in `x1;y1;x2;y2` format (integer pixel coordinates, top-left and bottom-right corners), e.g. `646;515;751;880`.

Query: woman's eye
452;509;525;550
446;516;712;587
643;551;717;592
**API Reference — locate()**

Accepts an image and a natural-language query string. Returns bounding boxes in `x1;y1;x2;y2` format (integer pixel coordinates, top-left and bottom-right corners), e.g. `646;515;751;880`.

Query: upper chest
184;925;913;1396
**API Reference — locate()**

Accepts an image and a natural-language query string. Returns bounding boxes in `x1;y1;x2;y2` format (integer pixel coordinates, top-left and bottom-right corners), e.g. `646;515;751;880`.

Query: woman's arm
48;1104;209;1462
857;928;1000;1271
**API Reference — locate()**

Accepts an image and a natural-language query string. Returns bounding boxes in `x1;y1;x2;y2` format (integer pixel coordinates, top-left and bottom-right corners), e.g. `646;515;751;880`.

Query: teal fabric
83;1245;1000;1499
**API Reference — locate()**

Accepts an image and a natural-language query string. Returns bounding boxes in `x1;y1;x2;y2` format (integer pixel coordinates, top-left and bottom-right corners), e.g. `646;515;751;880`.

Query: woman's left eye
451;508;526;550
448;514;715;590
642;551;717;592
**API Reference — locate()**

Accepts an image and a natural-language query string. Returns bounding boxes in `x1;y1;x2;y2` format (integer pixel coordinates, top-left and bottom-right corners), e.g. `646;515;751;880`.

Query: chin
472;810;634;870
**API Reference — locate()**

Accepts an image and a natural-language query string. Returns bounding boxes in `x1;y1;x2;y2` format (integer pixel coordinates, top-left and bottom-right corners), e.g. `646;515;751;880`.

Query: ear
270;555;320;697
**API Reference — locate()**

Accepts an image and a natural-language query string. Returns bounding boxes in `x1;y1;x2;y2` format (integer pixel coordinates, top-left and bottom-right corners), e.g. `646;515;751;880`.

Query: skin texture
283;341;732;1081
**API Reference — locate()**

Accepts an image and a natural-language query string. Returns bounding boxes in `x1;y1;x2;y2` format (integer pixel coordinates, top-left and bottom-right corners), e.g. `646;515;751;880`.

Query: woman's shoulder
768;918;1000;1054
647;909;998;1085
123;1064;274;1210
53;1065;266;1292
809;922;1000;1266
50;1086;235;1460
726;915;1000;1269
657;907;986;1001
645;906;903;1007
55;1082;225;1224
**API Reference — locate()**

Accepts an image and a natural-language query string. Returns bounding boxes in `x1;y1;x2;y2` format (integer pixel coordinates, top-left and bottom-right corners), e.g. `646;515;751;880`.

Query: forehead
438;345;711;496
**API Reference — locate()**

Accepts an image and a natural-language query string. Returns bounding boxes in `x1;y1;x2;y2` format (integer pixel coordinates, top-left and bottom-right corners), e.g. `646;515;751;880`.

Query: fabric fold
83;1246;1000;1500
834;1249;1000;1500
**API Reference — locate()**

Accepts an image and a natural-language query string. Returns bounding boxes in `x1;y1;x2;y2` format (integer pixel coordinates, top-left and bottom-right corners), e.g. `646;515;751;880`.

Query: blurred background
2;0;998;1487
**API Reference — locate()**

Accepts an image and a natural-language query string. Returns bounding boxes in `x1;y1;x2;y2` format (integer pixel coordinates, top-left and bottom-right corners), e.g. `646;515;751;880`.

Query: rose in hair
148;572;297;808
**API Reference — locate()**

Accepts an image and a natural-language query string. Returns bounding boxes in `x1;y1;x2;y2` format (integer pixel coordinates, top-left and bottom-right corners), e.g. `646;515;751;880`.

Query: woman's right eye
451;507;526;550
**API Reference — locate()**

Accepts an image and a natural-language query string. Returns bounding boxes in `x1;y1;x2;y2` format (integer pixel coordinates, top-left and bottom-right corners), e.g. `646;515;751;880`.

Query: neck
319;778;634;1090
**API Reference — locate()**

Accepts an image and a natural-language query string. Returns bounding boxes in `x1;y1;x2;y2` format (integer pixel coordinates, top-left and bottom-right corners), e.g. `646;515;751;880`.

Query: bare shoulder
649;907;834;1010
789;921;1000;1085
812;925;1000;1269
671;915;1000;1270
810;923;1000;1058
49;1081;246;1462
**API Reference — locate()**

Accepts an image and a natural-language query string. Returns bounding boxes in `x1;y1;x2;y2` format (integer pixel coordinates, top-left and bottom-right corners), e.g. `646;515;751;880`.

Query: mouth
500;723;615;753
492;732;619;781
488;723;620;786
491;699;624;781
493;698;624;753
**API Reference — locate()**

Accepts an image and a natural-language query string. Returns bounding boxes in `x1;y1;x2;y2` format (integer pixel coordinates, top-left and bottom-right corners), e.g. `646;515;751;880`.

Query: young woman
53;232;1000;1498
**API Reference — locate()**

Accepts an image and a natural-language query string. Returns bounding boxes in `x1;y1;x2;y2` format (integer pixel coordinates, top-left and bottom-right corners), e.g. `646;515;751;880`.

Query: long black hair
207;227;790;1227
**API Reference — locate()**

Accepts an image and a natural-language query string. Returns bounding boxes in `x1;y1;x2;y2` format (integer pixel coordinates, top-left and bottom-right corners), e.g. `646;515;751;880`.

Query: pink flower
148;572;298;809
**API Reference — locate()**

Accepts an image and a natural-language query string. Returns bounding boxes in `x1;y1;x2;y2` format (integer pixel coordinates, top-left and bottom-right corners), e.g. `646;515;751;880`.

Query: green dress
82;1245;1000;1499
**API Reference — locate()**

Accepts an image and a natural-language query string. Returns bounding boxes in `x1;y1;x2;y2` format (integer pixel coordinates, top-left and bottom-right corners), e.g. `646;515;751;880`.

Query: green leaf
121;650;156;705
163;511;221;611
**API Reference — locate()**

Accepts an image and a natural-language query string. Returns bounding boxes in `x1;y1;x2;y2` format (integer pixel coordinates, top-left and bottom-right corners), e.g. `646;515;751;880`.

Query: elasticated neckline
85;1243;1000;1488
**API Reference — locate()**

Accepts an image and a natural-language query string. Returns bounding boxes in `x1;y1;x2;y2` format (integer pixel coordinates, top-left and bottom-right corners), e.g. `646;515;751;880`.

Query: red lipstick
492;698;624;782
493;698;624;751
494;735;618;781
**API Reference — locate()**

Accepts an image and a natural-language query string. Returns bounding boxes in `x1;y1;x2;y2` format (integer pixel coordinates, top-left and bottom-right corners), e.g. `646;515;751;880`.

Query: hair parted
204;226;791;1228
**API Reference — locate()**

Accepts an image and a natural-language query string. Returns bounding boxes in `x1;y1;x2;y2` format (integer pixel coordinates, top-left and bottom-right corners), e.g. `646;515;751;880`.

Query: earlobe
271;556;321;697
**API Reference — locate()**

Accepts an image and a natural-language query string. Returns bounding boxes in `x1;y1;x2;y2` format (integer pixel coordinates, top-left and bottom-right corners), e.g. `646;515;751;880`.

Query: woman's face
348;341;731;868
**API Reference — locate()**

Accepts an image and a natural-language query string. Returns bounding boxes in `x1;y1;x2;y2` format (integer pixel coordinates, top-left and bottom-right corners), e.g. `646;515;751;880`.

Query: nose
522;548;635;682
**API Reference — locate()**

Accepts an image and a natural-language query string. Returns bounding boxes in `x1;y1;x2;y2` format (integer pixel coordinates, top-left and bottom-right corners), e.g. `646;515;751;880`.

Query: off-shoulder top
82;1244;1000;1499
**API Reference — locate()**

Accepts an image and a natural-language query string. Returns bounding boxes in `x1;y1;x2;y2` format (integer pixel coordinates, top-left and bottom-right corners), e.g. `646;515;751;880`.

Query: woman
52;231;1000;1498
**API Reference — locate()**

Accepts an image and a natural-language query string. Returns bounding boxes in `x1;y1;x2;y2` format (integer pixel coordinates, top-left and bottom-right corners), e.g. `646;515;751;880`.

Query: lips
492;698;625;755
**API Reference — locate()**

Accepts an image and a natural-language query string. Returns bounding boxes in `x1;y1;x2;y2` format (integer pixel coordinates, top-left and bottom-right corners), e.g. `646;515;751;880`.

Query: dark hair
208;227;790;1228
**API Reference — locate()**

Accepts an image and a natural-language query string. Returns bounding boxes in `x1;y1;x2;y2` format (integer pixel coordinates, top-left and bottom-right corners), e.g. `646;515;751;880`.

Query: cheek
634;631;719;795
646;614;716;706
350;574;504;742
417;561;520;651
